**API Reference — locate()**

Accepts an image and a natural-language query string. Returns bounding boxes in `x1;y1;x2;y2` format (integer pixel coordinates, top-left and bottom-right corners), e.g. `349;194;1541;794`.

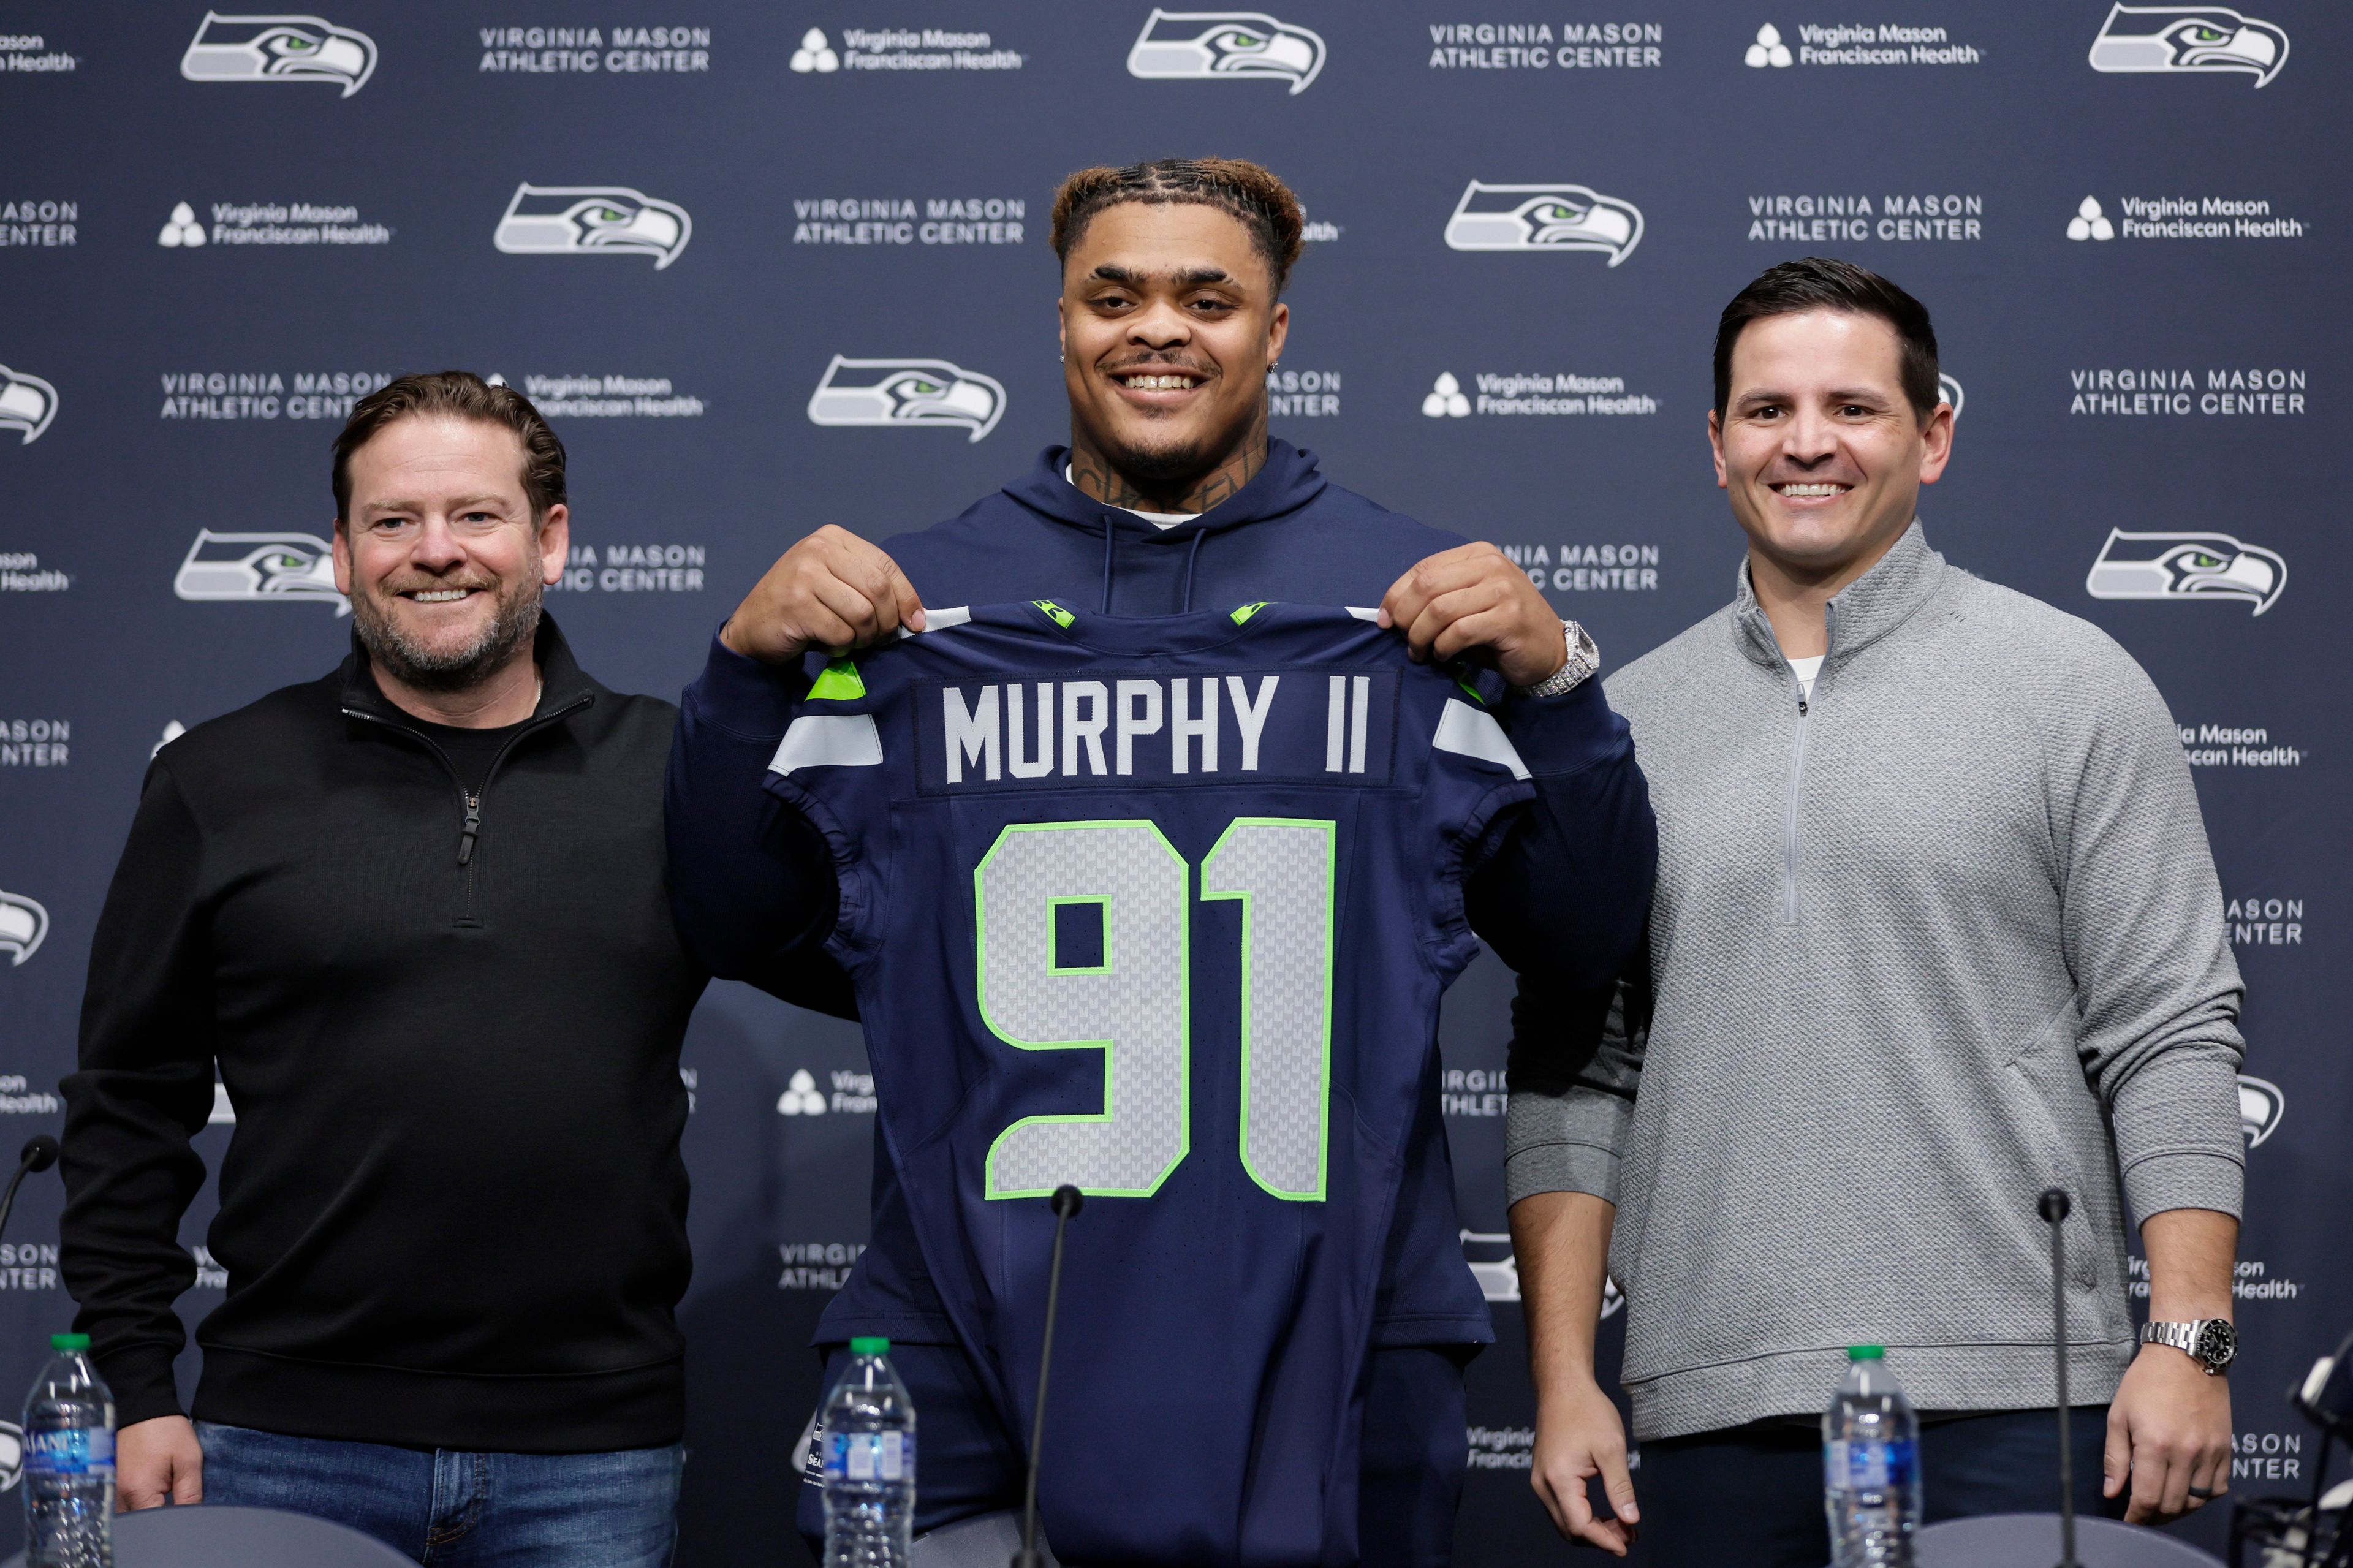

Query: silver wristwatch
1514;621;1600;699
2141;1317;2237;1376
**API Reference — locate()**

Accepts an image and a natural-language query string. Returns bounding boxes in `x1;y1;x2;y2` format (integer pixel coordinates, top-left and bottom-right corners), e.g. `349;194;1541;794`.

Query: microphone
1012;1184;1083;1568
2039;1187;2079;1568
0;1135;60;1248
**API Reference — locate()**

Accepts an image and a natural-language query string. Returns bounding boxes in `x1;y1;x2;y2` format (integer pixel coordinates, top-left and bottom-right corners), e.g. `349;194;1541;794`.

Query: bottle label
825;1430;914;1485
801;1415;827;1485
1825;1437;1914;1492
25;1428;114;1479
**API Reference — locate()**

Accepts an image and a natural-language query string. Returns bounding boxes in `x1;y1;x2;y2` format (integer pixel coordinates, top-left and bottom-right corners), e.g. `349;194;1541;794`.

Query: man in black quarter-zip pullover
61;372;708;1568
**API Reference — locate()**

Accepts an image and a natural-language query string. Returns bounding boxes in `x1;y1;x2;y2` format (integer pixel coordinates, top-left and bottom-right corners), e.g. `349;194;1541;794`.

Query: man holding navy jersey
666;157;1655;1565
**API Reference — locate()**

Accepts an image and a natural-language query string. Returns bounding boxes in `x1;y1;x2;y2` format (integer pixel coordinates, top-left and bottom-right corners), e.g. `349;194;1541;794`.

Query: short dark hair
332;370;567;521
1713;257;1941;422
1050;157;1306;294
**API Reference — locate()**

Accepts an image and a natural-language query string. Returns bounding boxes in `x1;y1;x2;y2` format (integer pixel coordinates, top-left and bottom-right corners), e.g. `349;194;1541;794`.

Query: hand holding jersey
721;523;927;662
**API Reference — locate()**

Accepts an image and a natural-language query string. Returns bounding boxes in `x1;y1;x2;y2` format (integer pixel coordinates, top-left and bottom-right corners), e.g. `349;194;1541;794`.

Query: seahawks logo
1938;373;1965;419
2238;1074;2283;1148
173;530;349;614
1444;182;1645;266
2085;528;2286;616
0;1422;20;1493
2089;5;2287;86
0;890;47;968
806;356;1006;443
1126;9;1325;93
180;12;378;97
1459;1230;1624;1318
493;185;692;270
0;363;58;445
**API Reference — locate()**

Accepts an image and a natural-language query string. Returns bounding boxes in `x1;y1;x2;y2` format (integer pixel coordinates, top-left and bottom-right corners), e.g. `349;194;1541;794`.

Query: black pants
797;1342;1471;1567
1637;1406;2120;1568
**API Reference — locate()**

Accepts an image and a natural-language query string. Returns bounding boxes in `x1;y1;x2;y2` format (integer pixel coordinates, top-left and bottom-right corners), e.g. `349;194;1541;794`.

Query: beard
352;560;545;694
1102;424;1218;491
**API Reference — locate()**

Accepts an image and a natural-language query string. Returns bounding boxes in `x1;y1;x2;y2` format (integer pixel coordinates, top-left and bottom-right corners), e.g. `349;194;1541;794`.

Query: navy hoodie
667;441;1654;1351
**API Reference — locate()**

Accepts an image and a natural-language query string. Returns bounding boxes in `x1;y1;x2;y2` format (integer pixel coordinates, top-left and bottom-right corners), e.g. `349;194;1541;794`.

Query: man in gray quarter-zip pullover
1504;260;2246;1567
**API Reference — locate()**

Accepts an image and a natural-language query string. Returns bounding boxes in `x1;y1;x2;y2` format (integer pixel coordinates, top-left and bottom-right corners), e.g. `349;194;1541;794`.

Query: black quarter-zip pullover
61;616;708;1452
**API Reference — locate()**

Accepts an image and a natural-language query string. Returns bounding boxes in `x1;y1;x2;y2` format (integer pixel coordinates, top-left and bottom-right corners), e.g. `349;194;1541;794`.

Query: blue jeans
195;1422;681;1567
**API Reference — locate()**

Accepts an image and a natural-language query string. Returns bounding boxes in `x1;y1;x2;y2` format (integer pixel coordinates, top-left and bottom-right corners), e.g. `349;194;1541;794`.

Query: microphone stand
0;1136;59;1246
1013;1184;1083;1568
2040;1188;2080;1568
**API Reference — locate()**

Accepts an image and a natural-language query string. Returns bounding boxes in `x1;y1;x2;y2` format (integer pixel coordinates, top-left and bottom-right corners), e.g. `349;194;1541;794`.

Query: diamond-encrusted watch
2141;1317;2237;1376
1514;621;1599;699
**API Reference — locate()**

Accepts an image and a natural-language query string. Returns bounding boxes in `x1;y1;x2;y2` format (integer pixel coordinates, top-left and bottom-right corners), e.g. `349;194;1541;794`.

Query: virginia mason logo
807;356;1006;442
2085;529;2286;615
0;364;58;444
493;185;691;269
174;531;348;613
180;12;377;96
1126;9;1325;93
2089;5;2287;87
0;890;47;967
1444;182;1643;265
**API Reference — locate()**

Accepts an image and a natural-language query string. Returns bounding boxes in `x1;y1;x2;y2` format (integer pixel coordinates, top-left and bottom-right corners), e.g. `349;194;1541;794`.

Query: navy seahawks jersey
765;601;1533;1567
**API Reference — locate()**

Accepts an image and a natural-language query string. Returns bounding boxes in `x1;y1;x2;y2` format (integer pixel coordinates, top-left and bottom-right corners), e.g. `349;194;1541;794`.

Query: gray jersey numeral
980;822;1191;1199
974;817;1339;1202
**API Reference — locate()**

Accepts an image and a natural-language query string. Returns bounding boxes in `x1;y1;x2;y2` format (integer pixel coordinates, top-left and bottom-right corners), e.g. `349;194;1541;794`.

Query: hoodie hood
879;437;1467;621
996;440;1333;615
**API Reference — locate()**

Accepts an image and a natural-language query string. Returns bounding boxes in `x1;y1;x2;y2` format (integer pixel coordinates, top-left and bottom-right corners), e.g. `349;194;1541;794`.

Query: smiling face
1059;201;1288;498
333;415;568;693
1710;309;1952;588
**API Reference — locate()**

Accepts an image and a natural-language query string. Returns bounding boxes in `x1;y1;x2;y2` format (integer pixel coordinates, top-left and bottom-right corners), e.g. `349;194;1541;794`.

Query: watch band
2141;1317;2236;1374
1514;621;1599;699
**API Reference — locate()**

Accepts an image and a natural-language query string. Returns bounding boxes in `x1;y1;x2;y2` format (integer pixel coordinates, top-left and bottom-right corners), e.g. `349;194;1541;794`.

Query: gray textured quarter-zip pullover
1506;521;2245;1441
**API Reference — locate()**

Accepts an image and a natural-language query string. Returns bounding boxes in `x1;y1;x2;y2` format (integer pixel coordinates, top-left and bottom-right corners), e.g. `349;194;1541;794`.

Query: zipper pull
1798;697;1809;717
459;794;481;866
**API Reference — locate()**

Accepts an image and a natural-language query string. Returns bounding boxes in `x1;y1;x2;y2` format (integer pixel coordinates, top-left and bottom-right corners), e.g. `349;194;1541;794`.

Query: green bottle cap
1847;1344;1886;1361
849;1336;890;1356
51;1333;89;1352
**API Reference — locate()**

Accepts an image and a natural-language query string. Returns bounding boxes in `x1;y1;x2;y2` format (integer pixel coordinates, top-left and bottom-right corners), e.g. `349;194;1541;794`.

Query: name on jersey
916;672;1399;793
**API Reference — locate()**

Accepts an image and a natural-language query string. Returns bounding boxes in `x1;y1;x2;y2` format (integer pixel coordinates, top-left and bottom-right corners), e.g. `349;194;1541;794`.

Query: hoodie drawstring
1096;508;1210;614
1099;514;1115;613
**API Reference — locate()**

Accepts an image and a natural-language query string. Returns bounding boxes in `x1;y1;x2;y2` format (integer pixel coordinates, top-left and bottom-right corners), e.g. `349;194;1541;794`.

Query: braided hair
1050;157;1306;294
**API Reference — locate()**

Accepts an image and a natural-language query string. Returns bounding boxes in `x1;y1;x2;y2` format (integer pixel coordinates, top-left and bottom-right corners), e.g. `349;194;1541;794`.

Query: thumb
884;556;925;633
174;1450;205;1506
1601;1449;1640;1523
2102;1406;2131;1498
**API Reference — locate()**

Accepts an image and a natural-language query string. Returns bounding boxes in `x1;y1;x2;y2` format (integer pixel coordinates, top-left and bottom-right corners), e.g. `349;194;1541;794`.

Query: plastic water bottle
23;1332;115;1568
1823;1344;1920;1568
821;1336;916;1568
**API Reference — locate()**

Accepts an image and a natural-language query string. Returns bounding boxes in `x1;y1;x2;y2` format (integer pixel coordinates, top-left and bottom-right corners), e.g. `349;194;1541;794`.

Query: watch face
2197;1320;2237;1366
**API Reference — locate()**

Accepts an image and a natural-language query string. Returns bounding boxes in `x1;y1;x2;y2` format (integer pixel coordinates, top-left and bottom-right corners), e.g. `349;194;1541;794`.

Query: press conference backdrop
0;2;2343;1560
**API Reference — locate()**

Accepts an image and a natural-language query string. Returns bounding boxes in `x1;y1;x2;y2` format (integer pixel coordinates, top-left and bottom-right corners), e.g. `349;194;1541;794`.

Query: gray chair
2;1504;414;1567
1916;1512;2226;1567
